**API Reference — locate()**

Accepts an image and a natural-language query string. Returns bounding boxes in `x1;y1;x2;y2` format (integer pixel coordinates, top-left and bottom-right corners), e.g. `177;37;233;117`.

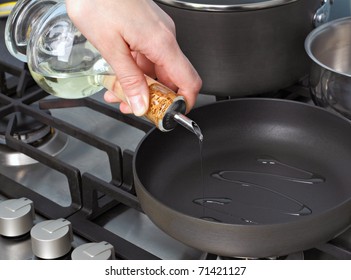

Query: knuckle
151;20;177;49
193;75;203;92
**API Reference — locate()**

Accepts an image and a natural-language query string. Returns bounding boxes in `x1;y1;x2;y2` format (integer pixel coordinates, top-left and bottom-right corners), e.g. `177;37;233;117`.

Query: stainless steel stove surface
1;16;351;261
0;84;210;260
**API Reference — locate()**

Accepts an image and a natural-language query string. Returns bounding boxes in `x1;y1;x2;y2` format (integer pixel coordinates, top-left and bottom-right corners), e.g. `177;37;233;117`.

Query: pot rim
155;0;299;12
305;16;351;78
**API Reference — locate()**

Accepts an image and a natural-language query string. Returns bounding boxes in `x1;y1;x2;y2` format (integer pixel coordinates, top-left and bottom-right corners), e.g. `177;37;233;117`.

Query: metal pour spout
173;112;203;142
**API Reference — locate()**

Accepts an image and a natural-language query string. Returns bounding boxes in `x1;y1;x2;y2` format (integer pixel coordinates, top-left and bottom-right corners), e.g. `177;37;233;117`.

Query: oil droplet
193;197;232;206
256;156;325;184
240;218;259;225
286;205;312;216
194;198;258;225
200;217;222;223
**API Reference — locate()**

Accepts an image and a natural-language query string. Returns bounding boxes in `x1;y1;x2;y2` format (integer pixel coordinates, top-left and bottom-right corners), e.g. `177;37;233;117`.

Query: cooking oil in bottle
29;70;105;99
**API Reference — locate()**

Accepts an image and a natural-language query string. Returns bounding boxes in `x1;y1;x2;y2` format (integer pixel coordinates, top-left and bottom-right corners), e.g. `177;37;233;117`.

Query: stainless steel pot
305;16;351;119
155;0;332;96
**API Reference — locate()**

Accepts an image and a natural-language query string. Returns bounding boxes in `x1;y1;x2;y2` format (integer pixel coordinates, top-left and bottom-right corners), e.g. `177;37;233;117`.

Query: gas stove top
0;16;351;260
0;65;207;260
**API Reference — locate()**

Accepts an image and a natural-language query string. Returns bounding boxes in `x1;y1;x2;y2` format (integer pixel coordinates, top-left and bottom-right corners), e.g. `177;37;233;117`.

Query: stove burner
0;128;68;166
0;107;68;166
0;112;52;145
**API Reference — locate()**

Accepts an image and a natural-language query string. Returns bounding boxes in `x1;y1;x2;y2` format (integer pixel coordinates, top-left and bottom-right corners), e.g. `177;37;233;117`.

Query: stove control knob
31;218;73;259
0;197;34;237
71;241;115;260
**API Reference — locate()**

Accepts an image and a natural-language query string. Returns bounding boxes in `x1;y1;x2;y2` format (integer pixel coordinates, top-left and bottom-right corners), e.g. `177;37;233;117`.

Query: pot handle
313;0;334;27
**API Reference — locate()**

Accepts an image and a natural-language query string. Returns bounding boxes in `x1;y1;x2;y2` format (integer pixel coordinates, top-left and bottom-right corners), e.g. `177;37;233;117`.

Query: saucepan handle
313;0;334;27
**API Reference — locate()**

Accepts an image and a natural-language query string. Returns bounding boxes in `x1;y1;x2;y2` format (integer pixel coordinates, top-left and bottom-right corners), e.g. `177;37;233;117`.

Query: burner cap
0;112;51;145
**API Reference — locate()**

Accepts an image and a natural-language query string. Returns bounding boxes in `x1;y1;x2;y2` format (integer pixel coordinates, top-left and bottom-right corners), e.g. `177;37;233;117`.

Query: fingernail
126;95;147;116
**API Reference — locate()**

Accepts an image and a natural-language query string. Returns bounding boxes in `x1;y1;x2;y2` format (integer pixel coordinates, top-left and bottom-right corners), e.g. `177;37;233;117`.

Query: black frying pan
133;98;351;258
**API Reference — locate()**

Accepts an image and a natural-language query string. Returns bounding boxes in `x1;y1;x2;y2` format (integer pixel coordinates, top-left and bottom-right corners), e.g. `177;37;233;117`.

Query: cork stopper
100;75;186;131
145;83;186;131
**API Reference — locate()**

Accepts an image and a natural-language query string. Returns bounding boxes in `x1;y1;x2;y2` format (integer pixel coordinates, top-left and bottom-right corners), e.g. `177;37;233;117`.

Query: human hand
66;0;202;116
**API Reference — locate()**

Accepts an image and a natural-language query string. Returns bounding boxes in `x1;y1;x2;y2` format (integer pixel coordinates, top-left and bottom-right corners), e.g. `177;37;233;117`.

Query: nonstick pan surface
133;99;351;258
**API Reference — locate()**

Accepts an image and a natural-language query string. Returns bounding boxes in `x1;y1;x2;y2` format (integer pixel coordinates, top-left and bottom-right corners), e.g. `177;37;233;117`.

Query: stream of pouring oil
182;119;206;218
191;123;206;218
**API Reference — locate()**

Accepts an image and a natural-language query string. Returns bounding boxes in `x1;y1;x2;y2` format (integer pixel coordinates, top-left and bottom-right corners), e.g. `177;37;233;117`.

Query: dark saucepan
155;0;328;96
